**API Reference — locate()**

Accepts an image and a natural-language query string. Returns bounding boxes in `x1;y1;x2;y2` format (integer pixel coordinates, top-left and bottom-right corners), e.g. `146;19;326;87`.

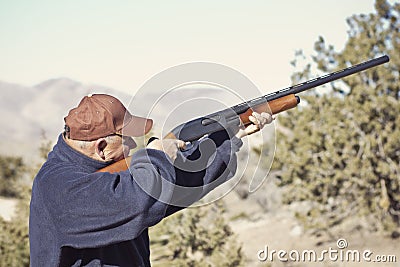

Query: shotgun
99;55;389;173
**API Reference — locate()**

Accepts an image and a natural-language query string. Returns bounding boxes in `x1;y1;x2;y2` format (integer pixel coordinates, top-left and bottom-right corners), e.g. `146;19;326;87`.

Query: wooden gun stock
239;94;299;125
98;157;132;173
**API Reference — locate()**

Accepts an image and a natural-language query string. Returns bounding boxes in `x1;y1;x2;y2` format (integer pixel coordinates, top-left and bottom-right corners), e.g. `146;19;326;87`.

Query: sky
0;0;379;95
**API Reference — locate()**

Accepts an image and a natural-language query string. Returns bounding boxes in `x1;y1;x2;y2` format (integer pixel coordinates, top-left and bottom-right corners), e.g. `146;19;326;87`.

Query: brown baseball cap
64;94;153;141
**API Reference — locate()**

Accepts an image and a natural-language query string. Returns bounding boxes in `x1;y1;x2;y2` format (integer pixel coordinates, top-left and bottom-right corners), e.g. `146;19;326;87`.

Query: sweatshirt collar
51;134;110;173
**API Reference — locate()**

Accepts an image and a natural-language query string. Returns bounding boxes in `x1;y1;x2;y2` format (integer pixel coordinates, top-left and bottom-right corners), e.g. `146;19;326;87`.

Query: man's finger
260;112;273;124
251;112;262;123
248;115;258;125
246;124;261;135
251;112;270;127
176;140;186;150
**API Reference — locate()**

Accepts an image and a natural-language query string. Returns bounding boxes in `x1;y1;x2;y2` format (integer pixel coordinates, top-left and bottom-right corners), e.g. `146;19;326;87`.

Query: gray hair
64;132;121;149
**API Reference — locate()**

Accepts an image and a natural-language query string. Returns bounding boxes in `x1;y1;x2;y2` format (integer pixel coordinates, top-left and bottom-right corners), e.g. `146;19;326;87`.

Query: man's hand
235;112;274;139
147;111;273;159
146;139;186;161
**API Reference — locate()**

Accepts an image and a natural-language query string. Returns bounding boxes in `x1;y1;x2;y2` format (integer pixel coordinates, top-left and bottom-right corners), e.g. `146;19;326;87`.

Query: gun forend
239;94;299;125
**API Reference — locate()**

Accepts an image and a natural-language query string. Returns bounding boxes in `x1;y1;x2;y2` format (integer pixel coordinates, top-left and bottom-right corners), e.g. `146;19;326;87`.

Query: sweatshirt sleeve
166;131;243;214
40;149;175;249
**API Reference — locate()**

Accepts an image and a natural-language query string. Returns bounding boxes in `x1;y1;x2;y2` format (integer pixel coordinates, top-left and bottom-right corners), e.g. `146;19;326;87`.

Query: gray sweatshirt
29;132;242;266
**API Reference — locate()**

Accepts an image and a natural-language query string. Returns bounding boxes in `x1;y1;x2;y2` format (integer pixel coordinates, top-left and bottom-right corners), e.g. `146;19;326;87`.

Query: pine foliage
273;0;400;233
0;155;30;267
0;139;51;266
0;156;25;198
150;201;244;267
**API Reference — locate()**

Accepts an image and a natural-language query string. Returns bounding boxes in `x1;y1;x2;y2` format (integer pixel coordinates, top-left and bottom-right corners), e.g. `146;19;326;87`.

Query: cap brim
121;115;153;137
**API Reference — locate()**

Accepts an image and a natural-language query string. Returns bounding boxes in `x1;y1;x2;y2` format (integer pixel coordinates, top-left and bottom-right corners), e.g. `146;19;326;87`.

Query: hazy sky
0;0;379;94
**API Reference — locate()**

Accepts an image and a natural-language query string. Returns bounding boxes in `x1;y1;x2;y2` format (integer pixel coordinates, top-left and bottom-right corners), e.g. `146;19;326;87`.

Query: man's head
63;94;152;162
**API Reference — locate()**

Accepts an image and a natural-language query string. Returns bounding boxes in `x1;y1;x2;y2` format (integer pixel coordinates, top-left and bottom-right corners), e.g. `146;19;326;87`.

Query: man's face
104;135;137;162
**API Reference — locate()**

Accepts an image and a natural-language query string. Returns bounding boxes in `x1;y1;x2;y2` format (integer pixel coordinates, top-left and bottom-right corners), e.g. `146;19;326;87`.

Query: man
29;94;273;266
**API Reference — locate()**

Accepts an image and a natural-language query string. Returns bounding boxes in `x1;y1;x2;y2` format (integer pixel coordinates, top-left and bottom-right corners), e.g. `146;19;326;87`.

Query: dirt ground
229;210;399;267
223;189;400;267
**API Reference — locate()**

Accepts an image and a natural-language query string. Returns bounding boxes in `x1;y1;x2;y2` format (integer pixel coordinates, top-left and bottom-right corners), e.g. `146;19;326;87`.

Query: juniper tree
0;156;25;198
150;201;244;267
0;155;30;267
273;0;400;233
0;138;52;266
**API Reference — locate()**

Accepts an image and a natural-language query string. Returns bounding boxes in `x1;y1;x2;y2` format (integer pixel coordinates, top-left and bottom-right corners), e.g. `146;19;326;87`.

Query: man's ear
95;138;107;160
